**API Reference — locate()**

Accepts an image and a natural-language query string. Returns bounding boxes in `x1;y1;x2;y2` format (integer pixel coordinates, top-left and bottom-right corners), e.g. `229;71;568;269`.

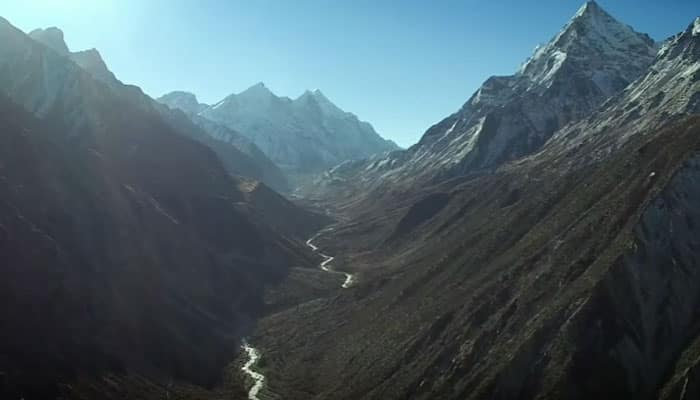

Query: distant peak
693;16;700;36
157;91;208;115
73;48;104;62
239;82;274;97
299;88;328;101
519;0;656;88
569;1;619;28
574;1;603;18
29;26;70;55
562;1;655;48
250;82;271;92
312;89;332;102
161;91;199;102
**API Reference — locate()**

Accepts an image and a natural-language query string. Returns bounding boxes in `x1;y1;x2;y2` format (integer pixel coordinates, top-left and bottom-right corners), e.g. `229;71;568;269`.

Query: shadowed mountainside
0;17;325;399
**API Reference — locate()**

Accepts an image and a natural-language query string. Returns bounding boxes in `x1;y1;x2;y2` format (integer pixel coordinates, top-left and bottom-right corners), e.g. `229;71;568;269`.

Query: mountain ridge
195;82;399;177
24;24;291;191
252;11;700;399
3;3;700;400
308;0;658;200
0;16;328;398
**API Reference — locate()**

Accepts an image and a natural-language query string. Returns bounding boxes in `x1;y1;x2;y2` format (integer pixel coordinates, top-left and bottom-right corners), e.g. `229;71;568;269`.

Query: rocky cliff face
198;83;398;176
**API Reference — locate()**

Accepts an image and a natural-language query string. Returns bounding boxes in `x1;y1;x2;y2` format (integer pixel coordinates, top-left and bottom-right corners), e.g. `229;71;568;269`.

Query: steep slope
200;83;398;177
158;91;290;192
29;26;290;192
252;14;700;400
312;1;657;198
542;15;700;166
0;17;317;399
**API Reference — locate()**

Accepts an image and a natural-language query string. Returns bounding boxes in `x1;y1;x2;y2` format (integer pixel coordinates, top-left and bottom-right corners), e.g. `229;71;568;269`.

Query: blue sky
3;0;698;147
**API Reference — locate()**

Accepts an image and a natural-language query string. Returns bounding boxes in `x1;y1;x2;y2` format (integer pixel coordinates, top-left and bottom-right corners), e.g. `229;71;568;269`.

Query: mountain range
0;16;330;399
159;84;399;181
1;2;700;400
246;3;700;400
309;1;658;198
28;27;399;192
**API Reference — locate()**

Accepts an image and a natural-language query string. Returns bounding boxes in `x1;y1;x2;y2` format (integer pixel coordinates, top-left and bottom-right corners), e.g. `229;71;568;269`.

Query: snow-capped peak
295;88;345;116
693;16;700;36
235;82;276;103
573;1;603;19
519;1;656;90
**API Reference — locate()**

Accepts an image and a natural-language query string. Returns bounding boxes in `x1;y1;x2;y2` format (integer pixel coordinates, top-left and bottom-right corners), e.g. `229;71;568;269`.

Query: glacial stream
240;228;353;399
306;229;355;288
241;340;265;400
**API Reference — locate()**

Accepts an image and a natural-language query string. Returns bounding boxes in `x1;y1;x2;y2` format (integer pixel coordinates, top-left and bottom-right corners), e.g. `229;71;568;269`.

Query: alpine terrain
195;84;399;178
1;2;699;400
242;3;700;400
309;1;657;198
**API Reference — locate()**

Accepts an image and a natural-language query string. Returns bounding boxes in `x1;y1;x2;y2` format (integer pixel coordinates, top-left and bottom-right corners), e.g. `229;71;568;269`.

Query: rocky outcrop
28;27;69;54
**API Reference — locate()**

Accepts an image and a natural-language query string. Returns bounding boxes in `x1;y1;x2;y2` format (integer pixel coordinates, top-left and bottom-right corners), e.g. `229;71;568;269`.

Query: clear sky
3;0;698;147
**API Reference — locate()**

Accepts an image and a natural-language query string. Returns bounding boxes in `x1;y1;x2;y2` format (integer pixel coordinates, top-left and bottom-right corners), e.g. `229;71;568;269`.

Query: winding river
240;228;354;399
306;230;355;288
241;340;265;400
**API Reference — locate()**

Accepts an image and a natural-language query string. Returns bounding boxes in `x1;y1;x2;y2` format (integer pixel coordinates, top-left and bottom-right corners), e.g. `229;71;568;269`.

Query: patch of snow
682;62;700;77
148;196;180;225
444;120;458;136
445;117;485;164
693;17;700;36
542;50;567;84
574;2;589;17
211;99;226;110
341;273;354;288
